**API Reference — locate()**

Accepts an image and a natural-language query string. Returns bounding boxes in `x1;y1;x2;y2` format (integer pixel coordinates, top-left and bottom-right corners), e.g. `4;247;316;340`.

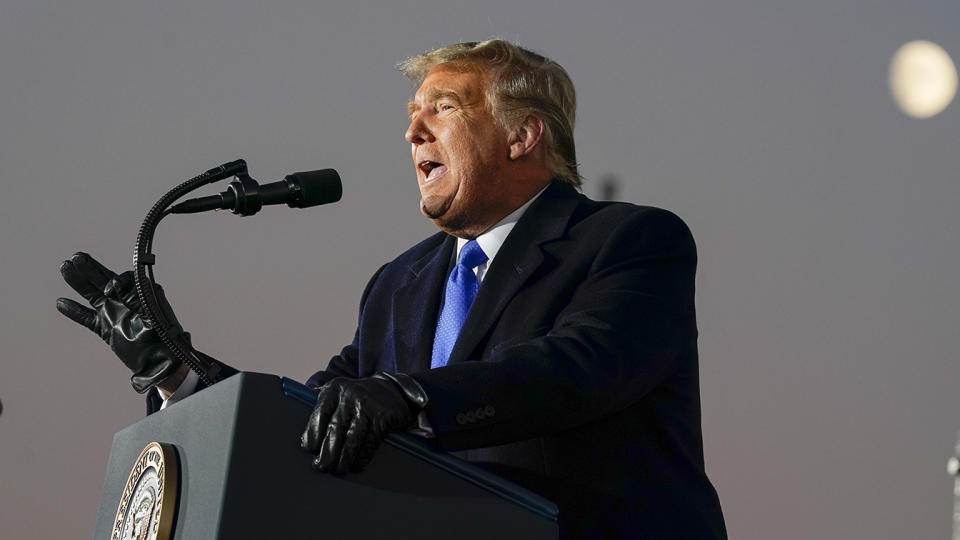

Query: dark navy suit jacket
306;181;726;539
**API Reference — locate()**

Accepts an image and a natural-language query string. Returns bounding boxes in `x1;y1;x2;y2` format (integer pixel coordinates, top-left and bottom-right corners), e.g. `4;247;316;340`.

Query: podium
92;372;559;539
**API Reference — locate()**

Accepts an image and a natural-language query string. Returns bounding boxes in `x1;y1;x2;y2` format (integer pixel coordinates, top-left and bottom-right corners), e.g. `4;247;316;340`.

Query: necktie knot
459;240;487;270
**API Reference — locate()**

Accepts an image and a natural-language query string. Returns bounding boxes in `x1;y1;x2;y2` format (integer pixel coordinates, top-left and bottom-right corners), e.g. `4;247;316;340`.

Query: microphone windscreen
287;169;342;208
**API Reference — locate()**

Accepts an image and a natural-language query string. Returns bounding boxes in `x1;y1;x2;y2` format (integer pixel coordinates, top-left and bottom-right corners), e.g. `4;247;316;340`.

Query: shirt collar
456;184;549;265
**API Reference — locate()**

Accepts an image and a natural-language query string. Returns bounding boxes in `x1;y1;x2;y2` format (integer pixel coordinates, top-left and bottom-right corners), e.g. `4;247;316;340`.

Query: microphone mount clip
228;171;263;216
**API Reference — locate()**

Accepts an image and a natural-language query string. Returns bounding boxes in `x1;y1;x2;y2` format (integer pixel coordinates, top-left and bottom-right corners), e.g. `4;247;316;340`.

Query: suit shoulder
571;198;695;250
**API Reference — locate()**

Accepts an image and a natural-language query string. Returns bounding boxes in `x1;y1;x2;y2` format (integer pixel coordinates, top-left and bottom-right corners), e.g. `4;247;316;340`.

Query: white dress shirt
456;184;546;282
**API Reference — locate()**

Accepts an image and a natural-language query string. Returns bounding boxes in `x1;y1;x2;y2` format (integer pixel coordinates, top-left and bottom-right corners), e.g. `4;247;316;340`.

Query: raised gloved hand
300;372;428;474
56;252;185;393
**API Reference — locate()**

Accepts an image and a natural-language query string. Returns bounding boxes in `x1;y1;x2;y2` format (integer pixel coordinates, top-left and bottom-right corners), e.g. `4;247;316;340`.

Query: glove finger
56;297;99;333
106;275;185;335
106;272;169;332
314;403;353;473
335;412;370;474
351;430;382;473
300;383;342;453
60;252;116;307
103;271;140;309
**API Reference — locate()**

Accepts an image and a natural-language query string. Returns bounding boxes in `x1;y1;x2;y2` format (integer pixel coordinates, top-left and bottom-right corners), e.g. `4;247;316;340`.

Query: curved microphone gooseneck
131;159;342;387
133;159;248;386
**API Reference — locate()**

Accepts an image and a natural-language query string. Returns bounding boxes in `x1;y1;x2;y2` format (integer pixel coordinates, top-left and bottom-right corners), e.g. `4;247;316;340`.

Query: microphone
170;169;342;216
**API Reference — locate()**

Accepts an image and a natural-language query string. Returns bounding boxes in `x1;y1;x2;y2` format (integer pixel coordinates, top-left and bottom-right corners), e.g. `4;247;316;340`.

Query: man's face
405;65;515;238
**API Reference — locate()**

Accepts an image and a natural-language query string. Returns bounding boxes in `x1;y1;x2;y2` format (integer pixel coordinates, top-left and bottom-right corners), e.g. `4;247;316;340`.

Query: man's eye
439;104;455;112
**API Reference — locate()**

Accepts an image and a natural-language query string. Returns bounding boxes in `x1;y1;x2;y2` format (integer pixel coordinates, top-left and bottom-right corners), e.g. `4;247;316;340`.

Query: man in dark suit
58;40;725;538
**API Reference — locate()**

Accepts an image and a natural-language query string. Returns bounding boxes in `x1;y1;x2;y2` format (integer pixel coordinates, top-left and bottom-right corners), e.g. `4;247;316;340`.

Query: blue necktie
431;240;487;369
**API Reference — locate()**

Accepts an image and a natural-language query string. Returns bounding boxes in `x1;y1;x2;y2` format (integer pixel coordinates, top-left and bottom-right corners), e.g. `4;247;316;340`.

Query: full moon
889;40;958;118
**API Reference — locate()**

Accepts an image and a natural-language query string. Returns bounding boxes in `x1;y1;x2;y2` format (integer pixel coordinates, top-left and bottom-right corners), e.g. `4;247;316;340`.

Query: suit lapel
392;235;455;374
446;182;581;366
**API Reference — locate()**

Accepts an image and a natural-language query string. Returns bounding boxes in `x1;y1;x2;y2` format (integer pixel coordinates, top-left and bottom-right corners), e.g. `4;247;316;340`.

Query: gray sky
1;1;958;538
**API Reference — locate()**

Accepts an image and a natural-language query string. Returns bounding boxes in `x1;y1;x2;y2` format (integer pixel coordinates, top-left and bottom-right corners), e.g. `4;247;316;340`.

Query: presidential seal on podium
112;442;179;540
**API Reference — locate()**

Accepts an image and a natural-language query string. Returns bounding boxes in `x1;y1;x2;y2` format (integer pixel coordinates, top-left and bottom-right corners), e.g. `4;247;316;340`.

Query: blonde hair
398;39;581;187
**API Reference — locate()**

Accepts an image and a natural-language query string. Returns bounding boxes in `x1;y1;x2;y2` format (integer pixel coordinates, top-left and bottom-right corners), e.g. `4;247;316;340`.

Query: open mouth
418;160;448;184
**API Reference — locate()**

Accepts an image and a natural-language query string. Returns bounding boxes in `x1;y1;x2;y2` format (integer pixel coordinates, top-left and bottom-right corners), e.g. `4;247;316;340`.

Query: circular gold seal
112;442;179;540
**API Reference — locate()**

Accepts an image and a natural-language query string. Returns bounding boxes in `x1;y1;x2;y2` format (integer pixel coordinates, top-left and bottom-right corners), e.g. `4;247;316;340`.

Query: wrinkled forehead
412;62;492;103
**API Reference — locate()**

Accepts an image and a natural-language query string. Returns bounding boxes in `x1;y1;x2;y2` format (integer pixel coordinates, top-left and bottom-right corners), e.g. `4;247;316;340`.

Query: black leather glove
56;252;185;393
300;372;428;474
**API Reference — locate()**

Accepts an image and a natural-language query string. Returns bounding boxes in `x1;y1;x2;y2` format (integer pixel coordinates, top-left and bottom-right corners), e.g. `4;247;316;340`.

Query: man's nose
405;115;434;145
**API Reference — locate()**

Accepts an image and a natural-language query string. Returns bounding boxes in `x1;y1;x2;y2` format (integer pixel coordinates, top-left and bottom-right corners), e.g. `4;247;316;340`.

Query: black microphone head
286;169;342;208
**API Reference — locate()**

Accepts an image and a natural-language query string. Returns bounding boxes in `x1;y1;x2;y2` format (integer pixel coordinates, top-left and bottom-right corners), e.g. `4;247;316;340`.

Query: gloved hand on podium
300;372;429;474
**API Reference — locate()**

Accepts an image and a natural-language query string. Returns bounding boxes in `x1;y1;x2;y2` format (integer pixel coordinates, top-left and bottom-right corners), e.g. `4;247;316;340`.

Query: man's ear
508;115;545;160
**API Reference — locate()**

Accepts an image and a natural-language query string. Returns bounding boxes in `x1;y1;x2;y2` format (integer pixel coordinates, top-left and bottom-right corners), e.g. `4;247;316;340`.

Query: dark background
1;1;957;538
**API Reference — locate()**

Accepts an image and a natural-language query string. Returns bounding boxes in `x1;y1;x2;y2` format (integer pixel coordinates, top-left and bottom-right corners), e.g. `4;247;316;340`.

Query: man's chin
421;200;484;238
420;196;451;220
